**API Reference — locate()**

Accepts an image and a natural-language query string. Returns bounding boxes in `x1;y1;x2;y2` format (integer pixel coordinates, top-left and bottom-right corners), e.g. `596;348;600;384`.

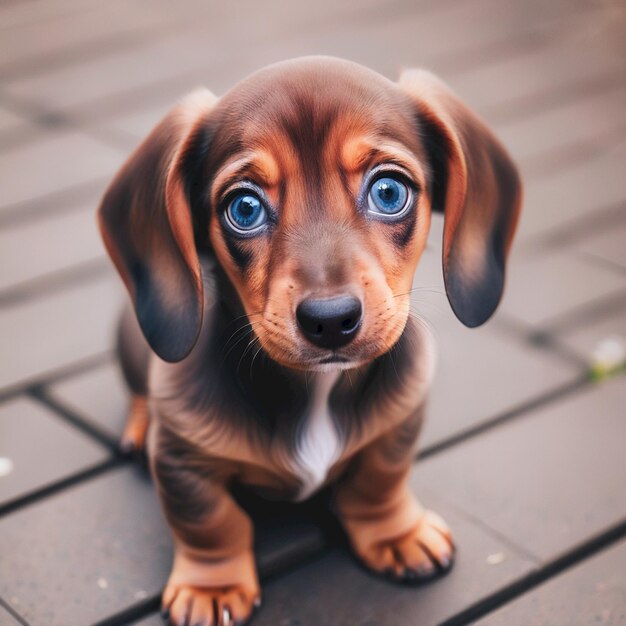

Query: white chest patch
290;371;342;501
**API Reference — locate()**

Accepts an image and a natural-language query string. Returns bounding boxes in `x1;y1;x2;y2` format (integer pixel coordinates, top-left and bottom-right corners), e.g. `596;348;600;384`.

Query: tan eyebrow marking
212;151;281;204
341;138;426;189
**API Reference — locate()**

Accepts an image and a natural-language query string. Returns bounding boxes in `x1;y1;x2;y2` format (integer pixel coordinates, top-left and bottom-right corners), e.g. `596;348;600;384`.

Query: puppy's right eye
225;193;268;234
367;176;410;217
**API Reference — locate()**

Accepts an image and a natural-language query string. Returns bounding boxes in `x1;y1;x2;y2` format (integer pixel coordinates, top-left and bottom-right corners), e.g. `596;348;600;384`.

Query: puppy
98;56;521;626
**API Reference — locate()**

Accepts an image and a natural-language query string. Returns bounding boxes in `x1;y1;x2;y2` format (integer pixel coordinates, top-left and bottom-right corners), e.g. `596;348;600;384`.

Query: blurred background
0;1;625;625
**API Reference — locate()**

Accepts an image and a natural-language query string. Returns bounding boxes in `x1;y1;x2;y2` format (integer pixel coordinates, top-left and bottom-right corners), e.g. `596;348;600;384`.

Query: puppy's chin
257;346;366;373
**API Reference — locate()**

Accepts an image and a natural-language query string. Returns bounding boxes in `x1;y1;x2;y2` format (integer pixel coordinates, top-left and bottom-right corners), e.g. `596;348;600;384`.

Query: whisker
224;320;263;348
392;286;445;298
249;343;265;379
345;368;355;391
223;320;257;347
409;300;446;319
236;335;261;379
222;321;264;362
407;310;441;343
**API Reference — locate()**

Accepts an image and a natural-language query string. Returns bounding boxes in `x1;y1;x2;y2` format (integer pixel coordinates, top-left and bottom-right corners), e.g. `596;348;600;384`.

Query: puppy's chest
286;371;343;501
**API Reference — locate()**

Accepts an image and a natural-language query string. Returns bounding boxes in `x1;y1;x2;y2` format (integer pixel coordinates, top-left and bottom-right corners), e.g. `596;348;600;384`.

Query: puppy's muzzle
296;294;362;350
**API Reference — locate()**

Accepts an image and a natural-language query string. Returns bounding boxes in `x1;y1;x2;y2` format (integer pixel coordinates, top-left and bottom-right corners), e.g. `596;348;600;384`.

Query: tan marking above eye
341;136;378;174
212;151;282;206
340;137;427;192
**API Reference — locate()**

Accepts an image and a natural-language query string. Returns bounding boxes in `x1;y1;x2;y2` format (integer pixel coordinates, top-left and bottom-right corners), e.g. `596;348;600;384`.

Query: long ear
399;70;522;327
98;89;217;362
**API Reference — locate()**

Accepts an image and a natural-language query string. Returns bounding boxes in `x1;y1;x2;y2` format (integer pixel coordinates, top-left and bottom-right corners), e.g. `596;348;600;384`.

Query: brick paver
476;539;626;626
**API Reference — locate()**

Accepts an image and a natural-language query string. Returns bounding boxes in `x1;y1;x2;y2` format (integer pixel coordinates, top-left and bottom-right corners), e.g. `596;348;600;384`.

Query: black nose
296;295;362;349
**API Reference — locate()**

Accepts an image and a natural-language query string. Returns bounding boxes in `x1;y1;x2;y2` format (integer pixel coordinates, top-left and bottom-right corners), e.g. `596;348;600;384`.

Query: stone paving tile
0;0;172;74
99;99;177;144
411;240;583;448
412;376;626;562
498;247;626;328
557;302;626;364
0;131;123;212
498;83;626;166
4;33;232;113
0;273;122;392
0;106;27;133
250;492;535;626
181;0;391;50
448;33;625;123
0;201;105;293
0;605;21;626
476;539;626;626
0;396;110;507
0;179;107;231
0;0;100;32
0;465;327;626
47;362;128;444
576;218;626;273
0;123;43;156
129;615;162;626
0;466;172;626
421;307;583;449
519;139;626;241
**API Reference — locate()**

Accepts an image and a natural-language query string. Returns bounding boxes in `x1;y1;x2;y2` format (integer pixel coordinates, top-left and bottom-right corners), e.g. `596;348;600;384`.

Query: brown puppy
99;56;521;626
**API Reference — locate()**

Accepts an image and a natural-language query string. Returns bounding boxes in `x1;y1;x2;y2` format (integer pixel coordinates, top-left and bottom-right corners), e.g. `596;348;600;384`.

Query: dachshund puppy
99;56;521;626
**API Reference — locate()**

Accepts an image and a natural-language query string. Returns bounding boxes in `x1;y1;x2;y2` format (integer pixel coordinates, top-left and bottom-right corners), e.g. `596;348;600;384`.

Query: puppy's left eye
225;193;268;234
367;176;410;217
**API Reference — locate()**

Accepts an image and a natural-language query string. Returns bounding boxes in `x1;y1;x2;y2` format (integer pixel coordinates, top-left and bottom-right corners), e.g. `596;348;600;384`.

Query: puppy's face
204;64;431;370
99;57;521;365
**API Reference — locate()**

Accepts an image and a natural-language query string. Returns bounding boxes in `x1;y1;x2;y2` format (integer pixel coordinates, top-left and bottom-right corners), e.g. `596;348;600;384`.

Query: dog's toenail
223;606;232;626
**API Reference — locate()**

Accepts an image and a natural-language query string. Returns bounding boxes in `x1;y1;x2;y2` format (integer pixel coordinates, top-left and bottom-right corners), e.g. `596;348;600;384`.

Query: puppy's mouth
311;354;363;372
319;355;350;364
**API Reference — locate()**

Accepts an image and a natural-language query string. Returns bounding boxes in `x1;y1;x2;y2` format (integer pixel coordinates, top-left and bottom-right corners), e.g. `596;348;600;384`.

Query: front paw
162;584;260;626
162;551;261;626
352;510;455;584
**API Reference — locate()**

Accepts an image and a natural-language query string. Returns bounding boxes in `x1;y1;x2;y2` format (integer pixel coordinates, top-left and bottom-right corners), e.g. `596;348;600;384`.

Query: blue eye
367;176;410;216
225;193;267;233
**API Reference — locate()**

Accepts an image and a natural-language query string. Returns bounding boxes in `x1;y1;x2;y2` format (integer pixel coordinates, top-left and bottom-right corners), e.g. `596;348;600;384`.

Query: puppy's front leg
335;408;455;582
151;429;260;626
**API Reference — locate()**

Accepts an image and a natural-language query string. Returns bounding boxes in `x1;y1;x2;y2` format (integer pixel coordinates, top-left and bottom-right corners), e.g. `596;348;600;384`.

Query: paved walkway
0;0;624;624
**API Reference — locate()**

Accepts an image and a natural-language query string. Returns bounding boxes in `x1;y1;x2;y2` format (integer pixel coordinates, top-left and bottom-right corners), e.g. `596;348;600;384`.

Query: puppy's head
99;57;521;368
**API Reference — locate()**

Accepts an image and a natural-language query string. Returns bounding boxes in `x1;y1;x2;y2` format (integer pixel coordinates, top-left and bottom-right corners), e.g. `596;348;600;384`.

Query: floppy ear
98;89;217;362
399;70;522;327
